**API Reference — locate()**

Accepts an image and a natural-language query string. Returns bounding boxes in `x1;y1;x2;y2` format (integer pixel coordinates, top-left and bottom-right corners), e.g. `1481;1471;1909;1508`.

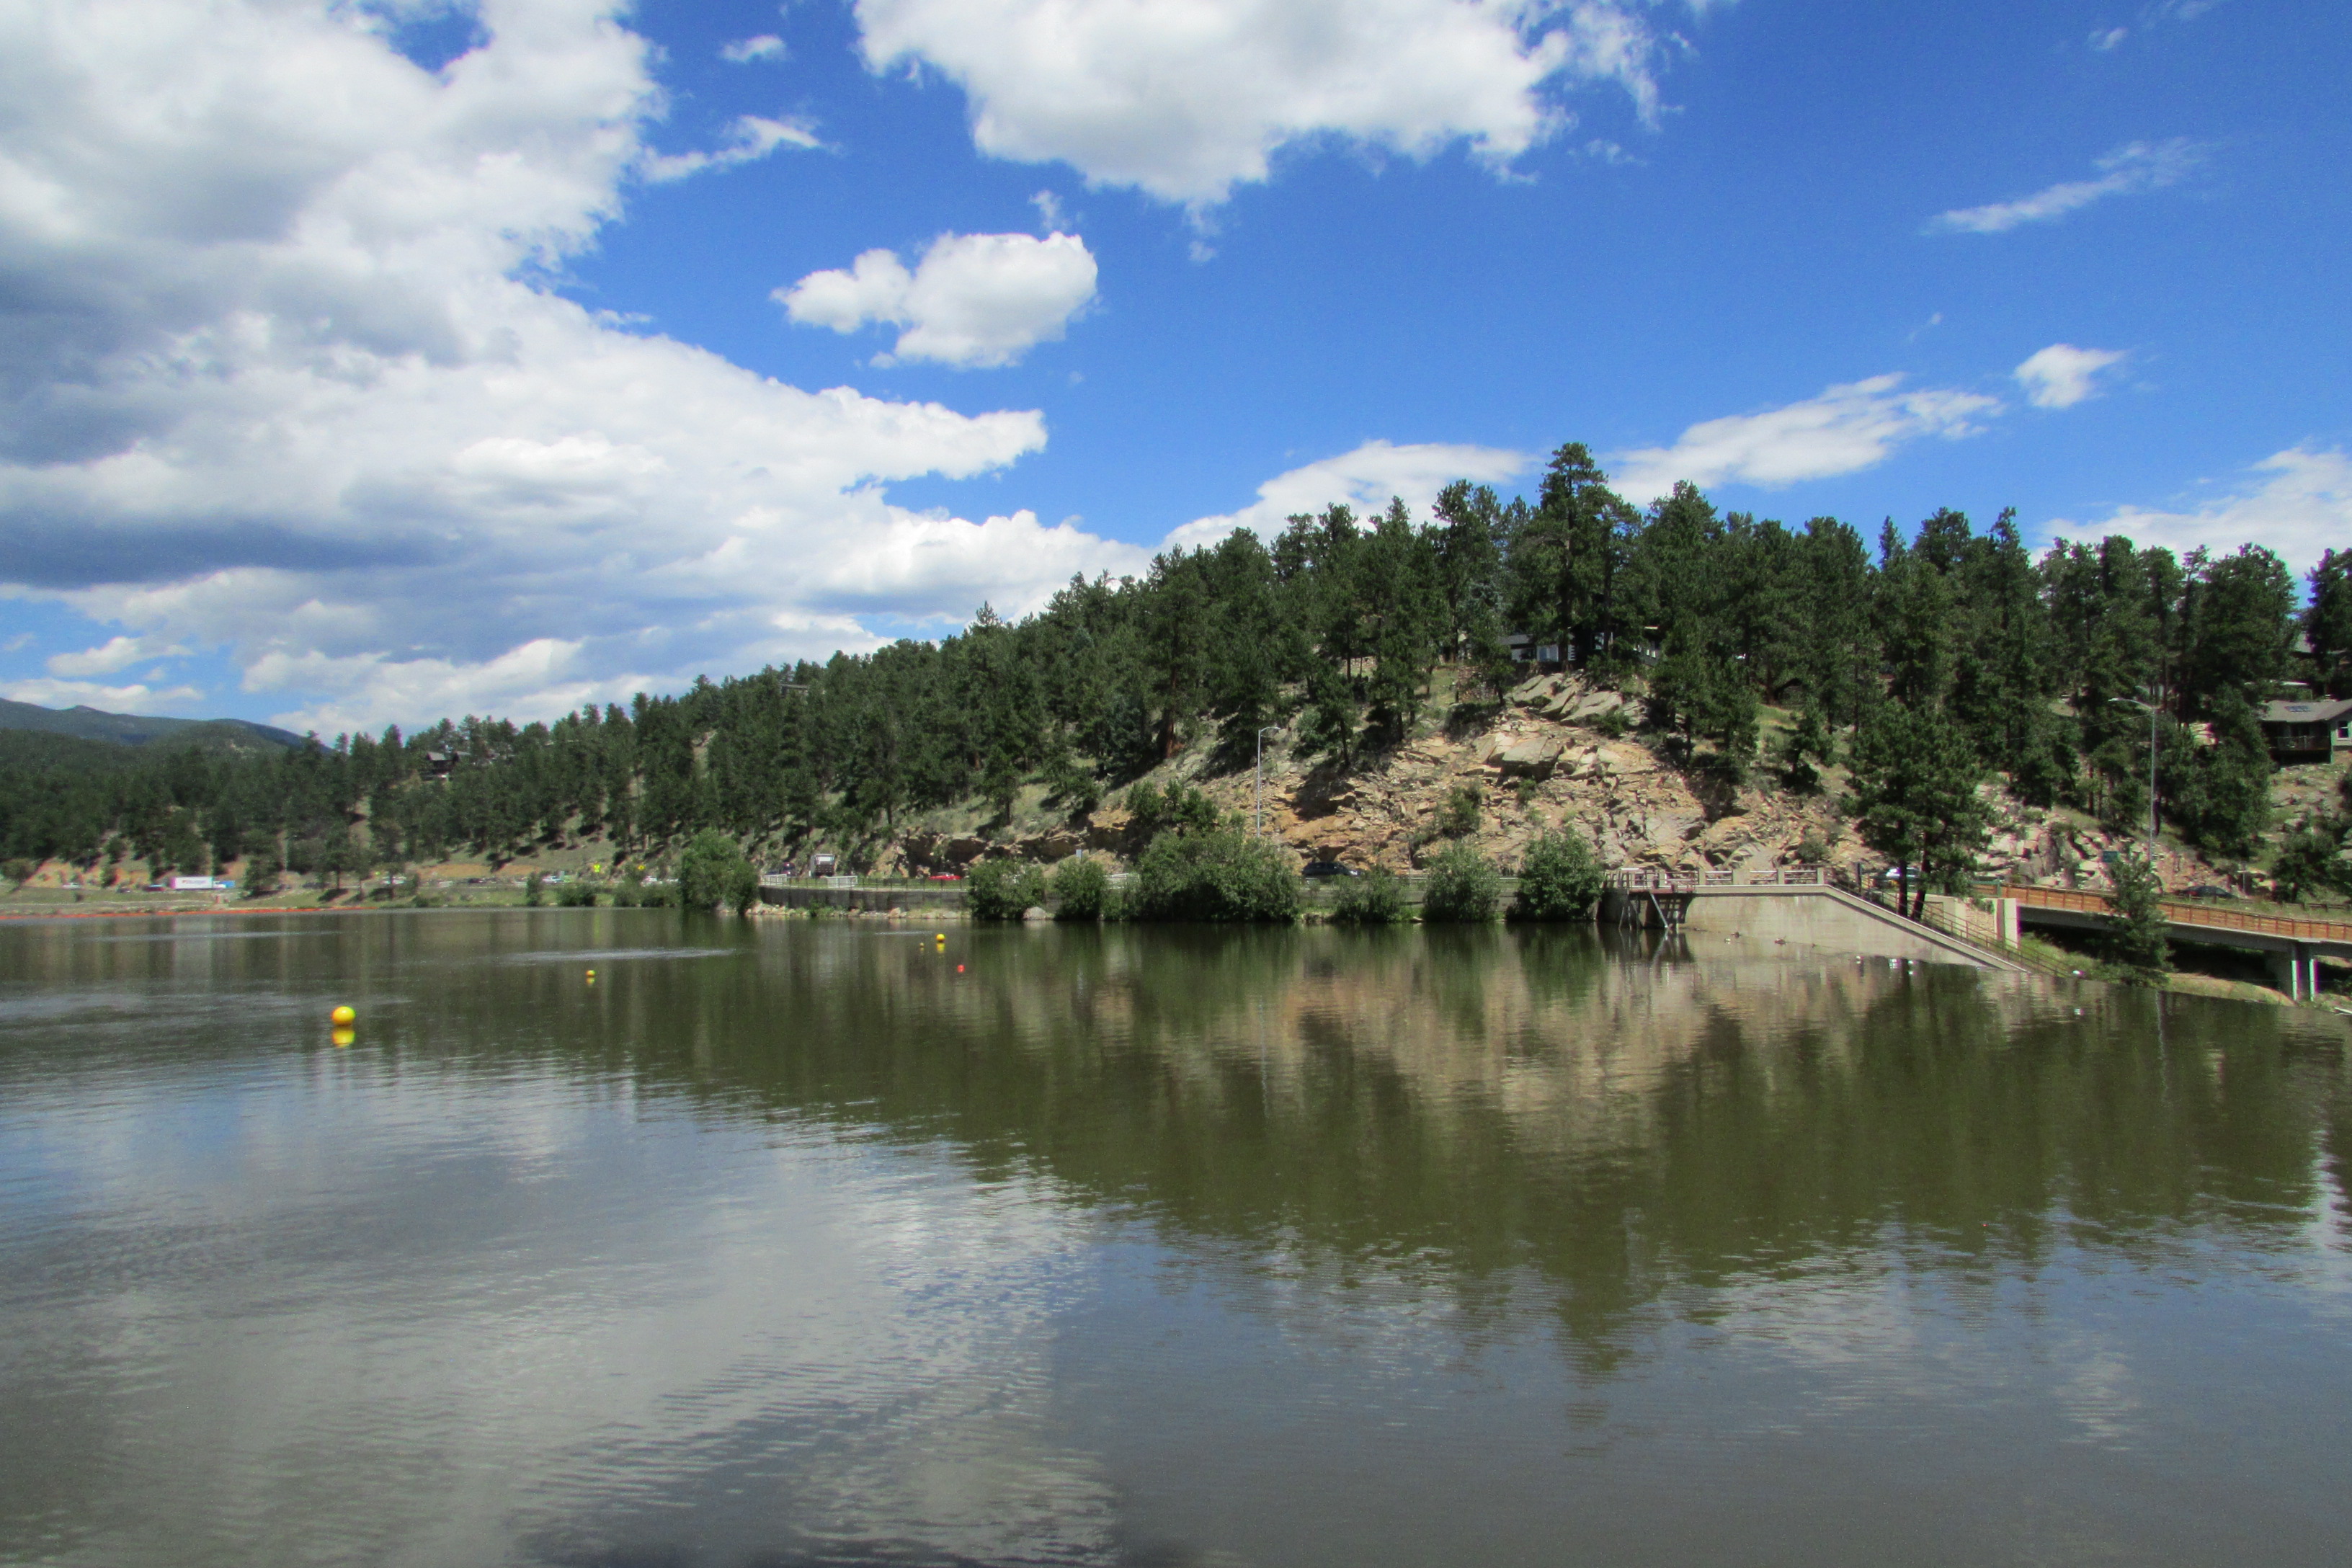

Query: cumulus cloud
2045;448;2352;574
1162;440;1530;549
853;0;1696;206
720;34;785;63
1928;139;2204;234
779;232;1099;368
1608;375;2002;503
0;0;1146;731
45;635;188;678
2015;344;2126;409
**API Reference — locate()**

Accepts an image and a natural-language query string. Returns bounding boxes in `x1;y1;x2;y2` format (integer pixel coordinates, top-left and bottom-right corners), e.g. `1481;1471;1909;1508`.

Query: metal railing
1603;866;1832;891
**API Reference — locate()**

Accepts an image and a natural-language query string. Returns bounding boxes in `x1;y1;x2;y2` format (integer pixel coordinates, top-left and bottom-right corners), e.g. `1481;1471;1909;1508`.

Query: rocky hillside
878;672;2302;896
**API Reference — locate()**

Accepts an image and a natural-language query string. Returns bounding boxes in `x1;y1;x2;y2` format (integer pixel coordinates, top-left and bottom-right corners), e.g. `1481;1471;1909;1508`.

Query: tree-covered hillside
4;442;2348;894
0;698;300;751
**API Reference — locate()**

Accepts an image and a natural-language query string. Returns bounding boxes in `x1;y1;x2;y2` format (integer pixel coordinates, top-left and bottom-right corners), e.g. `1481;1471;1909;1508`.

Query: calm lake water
3;911;2349;1567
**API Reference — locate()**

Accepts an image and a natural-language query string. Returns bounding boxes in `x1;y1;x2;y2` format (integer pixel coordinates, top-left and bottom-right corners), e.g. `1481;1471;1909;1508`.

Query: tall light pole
1255;725;1281;835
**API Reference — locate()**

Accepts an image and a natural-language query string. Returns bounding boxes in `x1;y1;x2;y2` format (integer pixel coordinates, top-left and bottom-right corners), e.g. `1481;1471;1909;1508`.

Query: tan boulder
1490;736;1562;779
1588;741;1660;777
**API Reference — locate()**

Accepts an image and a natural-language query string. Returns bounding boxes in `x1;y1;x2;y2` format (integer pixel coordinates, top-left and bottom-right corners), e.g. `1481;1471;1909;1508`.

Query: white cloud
853;0;1694;206
2044;447;2352;575
720;34;785;63
0;0;1147;732
2014;344;2126;409
45;634;187;678
0;676;206;711
639;113;821;182
1928;139;2204;234
815;509;1153;612
779;231;1099;368
1163;440;1530;549
2088;26;2128;50
1609;375;2002;503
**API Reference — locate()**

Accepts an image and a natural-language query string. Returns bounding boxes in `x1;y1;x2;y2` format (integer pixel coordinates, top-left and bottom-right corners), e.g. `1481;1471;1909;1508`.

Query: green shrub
677;830;759;912
556;878;600;907
1435;783;1483;840
1330;866;1411;925
523;870;545;906
1510;829;1604;921
1132;828;1300;922
1125;780;1219;838
1049;856;1111;921
1420;841;1502;922
967;856;1048;920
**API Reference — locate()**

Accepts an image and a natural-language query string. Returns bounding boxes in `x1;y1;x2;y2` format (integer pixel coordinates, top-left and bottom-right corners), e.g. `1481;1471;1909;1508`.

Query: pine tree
2306;548;2352;698
2103;847;2171;983
1848;700;1992;918
1299;662;1359;768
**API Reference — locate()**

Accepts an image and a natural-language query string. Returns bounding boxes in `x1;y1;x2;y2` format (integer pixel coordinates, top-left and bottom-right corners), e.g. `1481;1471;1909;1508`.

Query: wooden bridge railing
2004;883;2352;945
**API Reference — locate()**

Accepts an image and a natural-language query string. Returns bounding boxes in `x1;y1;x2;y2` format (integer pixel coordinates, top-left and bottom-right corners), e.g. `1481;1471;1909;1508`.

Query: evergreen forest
5;443;2351;898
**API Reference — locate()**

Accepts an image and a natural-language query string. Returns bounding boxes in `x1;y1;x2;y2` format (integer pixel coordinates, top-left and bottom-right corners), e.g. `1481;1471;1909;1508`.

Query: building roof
2260;698;2352;724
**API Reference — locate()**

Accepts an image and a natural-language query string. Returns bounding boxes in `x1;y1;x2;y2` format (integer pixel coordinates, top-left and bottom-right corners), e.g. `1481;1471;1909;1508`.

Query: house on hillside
1504;633;1564;669
2260;698;2352;764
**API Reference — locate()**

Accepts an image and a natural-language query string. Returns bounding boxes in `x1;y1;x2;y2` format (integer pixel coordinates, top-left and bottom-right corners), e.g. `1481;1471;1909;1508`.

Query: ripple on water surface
1;911;2349;1567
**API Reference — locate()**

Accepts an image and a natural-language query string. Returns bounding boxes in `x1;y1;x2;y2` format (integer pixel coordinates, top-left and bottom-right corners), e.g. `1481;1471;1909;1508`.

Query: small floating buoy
957;963;965;974
331;1004;355;1027
586;968;596;980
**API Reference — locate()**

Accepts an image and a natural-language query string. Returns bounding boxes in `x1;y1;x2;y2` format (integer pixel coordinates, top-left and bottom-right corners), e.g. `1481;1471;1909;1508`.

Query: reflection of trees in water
166;913;2345;1355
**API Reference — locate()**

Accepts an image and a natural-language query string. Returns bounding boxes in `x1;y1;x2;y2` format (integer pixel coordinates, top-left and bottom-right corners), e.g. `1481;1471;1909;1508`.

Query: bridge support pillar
2266;943;2317;1001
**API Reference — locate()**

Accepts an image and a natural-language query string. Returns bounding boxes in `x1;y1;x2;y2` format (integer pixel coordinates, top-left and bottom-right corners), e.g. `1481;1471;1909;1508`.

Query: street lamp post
1255;725;1281;835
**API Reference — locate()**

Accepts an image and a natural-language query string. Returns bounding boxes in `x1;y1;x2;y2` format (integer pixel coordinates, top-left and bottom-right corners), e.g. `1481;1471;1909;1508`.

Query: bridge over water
2005;883;2352;999
1603;869;2352;997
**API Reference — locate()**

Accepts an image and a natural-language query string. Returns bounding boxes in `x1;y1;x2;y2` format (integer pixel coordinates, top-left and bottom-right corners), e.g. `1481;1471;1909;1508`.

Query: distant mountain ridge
0;698;302;752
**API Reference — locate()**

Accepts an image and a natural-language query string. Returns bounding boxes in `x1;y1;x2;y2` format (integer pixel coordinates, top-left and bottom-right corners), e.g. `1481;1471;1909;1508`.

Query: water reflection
1;913;2348;1567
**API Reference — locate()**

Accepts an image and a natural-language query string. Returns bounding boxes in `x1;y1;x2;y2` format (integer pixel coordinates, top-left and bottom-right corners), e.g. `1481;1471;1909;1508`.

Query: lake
2;910;2348;1567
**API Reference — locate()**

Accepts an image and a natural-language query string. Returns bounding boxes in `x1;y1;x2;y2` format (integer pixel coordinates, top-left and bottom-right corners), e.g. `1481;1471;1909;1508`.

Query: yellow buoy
331;1004;355;1027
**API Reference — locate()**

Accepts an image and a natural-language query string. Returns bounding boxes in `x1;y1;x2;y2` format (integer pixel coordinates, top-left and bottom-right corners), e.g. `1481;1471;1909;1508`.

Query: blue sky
0;0;2345;733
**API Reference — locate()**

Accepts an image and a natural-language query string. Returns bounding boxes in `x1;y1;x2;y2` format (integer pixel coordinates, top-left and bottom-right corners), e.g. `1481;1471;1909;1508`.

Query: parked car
2180;884;2240;900
1301;860;1358;879
927;873;962;882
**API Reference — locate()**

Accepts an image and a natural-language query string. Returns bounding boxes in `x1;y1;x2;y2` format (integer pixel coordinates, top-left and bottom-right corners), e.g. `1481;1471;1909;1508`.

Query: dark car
2180;884;2239;900
1301;860;1358;879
